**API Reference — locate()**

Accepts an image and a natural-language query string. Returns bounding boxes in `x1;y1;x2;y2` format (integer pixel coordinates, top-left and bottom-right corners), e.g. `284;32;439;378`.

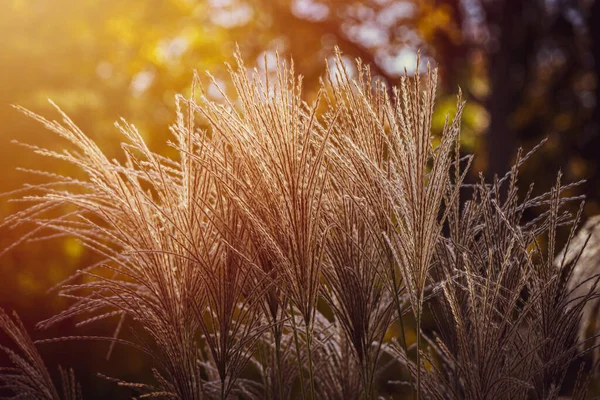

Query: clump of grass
1;49;599;400
0;309;82;400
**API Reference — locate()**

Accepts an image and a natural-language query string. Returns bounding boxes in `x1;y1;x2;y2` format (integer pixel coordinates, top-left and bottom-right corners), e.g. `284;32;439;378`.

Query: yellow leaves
31;89;104;113
417;2;461;44
433;98;488;152
385;319;417;346
17;271;42;294
106;15;138;46
47;264;67;287
63;237;84;261
464;102;489;133
11;0;25;11
470;75;489;99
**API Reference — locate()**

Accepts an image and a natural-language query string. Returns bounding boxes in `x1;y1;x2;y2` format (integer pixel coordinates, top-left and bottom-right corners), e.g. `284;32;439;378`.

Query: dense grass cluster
1;51;599;399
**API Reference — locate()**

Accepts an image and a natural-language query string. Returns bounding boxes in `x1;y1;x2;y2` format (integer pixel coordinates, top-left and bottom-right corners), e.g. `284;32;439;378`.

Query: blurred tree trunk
590;0;600;136
486;0;517;179
484;0;540;179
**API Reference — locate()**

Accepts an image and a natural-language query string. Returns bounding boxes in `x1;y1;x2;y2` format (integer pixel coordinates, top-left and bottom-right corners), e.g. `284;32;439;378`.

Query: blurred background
1;0;600;397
